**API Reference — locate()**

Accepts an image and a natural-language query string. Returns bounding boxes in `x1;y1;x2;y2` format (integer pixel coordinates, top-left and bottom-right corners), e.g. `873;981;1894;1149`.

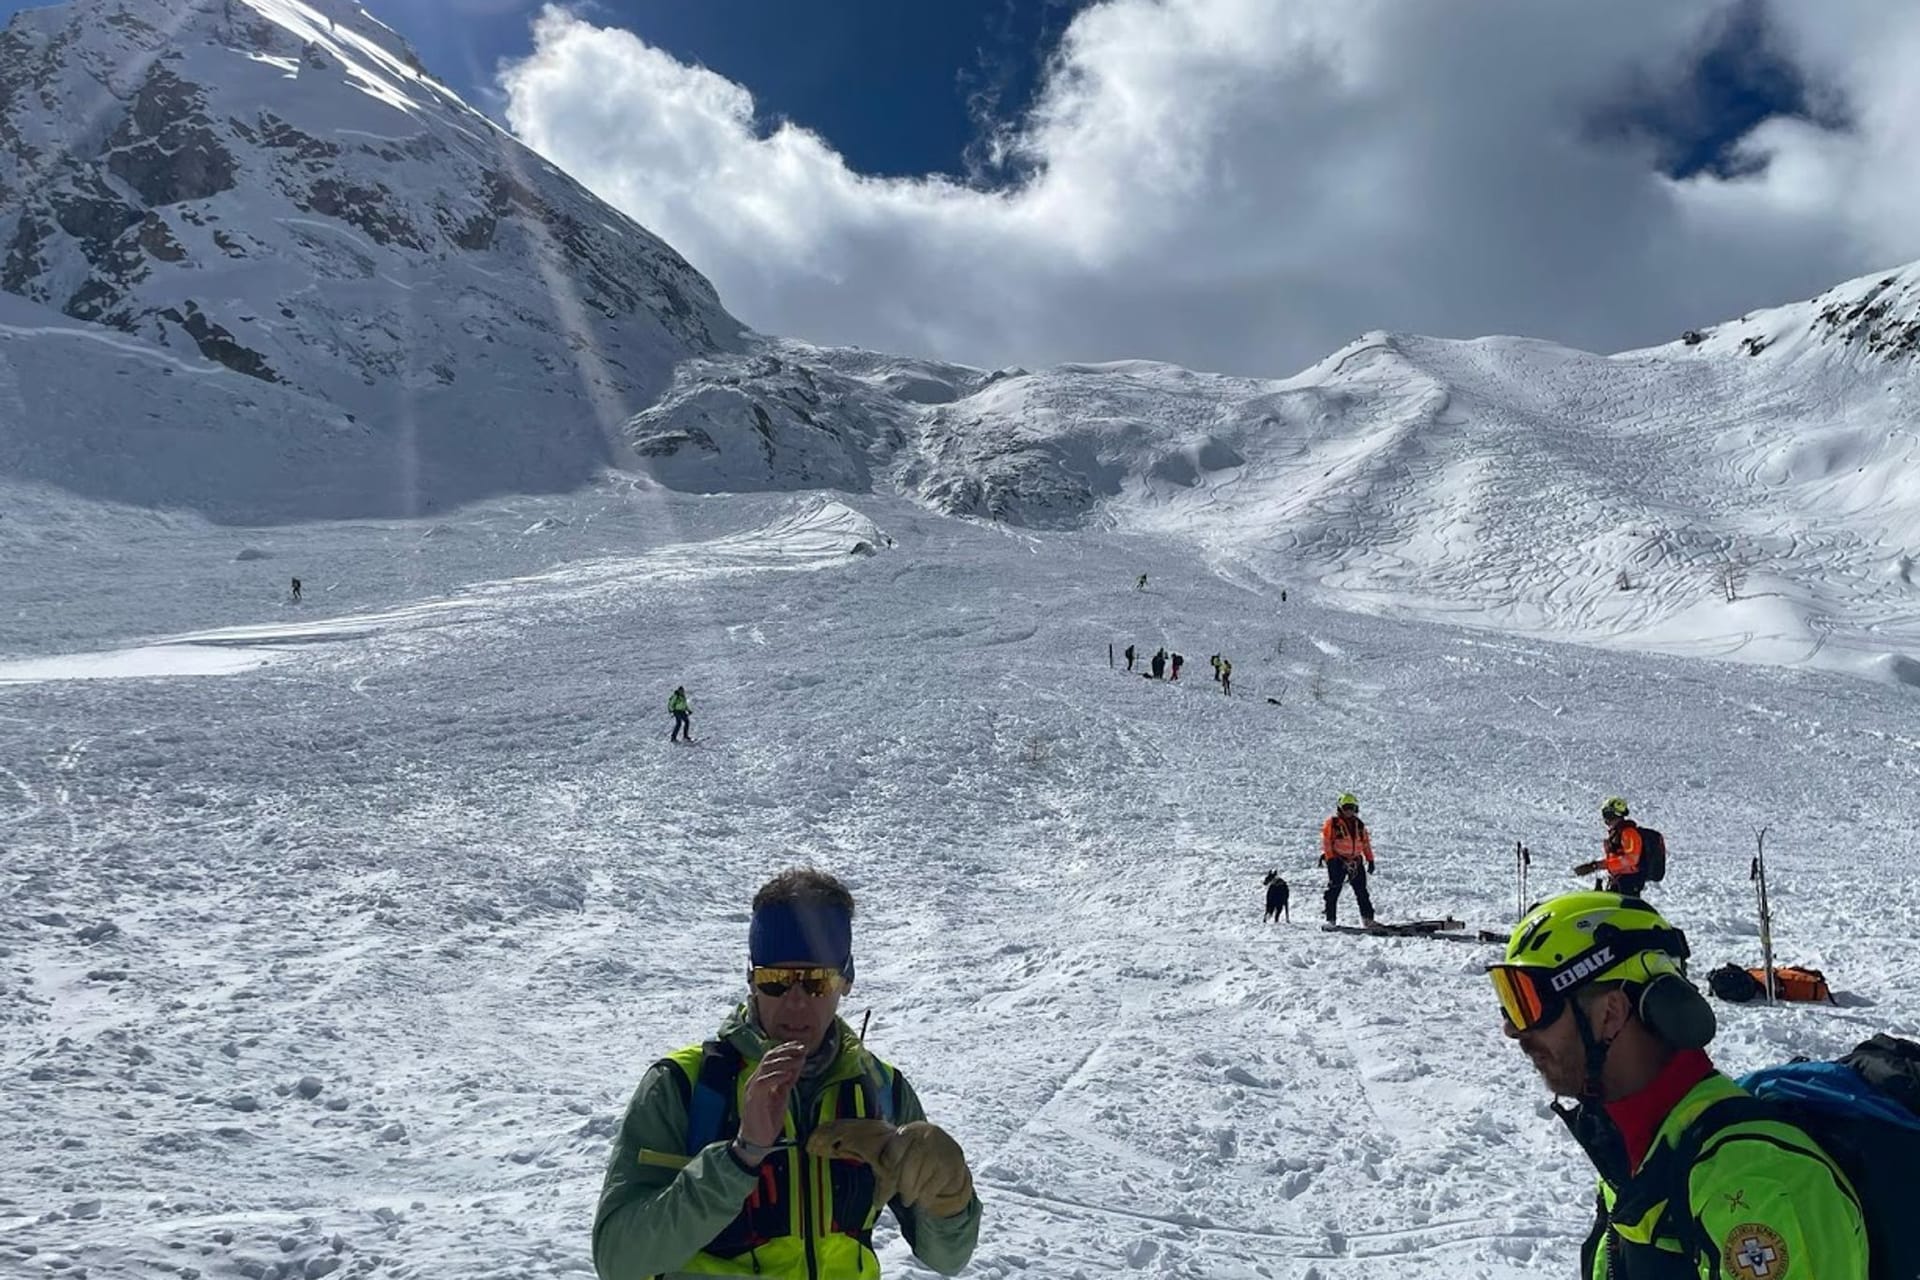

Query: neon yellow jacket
1571;1072;1867;1279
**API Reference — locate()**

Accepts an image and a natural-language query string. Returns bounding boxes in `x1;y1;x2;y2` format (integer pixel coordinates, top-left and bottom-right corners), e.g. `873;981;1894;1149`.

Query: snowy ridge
673;262;1916;685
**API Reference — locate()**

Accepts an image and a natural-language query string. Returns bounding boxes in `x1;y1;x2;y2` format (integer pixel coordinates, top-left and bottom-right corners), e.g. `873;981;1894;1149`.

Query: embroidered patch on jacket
1723;1223;1789;1280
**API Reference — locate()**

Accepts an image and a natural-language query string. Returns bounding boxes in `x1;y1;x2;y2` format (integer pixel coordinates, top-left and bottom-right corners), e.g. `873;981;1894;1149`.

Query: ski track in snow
1;488;1917;1279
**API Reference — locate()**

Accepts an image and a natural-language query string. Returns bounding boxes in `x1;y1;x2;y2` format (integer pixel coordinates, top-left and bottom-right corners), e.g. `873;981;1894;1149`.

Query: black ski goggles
750;966;849;999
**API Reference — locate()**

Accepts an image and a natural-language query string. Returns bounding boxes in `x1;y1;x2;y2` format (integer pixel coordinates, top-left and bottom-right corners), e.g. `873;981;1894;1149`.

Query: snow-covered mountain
2;0;1917;680
625;262;1920;684
0;0;739;517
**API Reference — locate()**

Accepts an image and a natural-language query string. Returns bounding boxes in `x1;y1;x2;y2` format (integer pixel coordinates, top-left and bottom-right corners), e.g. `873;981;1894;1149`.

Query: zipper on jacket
798;1136;821;1274
794;1098;820;1280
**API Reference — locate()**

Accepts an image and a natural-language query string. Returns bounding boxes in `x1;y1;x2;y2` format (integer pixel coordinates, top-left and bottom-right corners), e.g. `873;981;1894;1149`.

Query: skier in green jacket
593;868;981;1280
1490;893;1868;1279
668;686;692;743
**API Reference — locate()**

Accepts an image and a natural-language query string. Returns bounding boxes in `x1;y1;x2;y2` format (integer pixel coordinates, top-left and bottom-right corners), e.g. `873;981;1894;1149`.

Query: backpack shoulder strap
684;1038;744;1155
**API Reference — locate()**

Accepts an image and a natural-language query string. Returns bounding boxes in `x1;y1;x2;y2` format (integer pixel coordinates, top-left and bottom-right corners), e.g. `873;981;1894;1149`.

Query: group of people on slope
592;865;1877;1280
1122;643;1232;693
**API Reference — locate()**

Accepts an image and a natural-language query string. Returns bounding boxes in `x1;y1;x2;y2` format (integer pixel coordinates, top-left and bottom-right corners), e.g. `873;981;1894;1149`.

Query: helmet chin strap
1570;997;1613;1102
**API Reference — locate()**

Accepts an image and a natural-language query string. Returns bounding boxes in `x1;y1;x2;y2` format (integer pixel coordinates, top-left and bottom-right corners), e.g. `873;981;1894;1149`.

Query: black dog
1262;869;1290;922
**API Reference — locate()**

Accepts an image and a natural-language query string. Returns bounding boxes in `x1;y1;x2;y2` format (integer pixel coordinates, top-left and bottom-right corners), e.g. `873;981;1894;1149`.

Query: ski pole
1752;827;1776;1003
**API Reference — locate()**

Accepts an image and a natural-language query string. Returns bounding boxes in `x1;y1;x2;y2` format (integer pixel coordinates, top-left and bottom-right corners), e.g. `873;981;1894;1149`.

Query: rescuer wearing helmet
1490;892;1866;1279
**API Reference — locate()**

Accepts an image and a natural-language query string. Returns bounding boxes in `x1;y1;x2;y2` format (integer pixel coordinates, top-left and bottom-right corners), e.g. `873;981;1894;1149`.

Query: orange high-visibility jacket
1603;822;1644;877
1322;815;1374;866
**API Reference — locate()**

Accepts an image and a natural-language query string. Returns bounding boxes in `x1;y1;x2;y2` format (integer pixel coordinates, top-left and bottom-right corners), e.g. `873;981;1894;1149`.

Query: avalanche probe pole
1752;826;1777;1004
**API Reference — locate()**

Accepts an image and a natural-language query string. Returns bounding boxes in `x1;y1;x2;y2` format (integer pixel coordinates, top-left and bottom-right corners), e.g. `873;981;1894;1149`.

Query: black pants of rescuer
1325;859;1374;923
671;711;692;742
1606;871;1647;898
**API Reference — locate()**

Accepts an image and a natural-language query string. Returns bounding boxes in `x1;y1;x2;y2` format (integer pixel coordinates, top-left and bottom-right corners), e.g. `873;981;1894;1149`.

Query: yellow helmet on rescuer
1488;892;1714;1070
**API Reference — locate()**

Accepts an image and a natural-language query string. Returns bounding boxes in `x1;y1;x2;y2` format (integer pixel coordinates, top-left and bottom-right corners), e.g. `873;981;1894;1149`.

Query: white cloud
500;0;1920;376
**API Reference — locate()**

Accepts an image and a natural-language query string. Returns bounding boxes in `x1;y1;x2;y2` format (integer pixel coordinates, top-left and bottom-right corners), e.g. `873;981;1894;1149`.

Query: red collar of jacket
1603;1047;1715;1170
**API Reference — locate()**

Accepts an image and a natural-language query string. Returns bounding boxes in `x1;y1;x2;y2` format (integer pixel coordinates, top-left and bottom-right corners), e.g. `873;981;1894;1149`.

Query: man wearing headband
593;868;981;1279
1491;893;1866;1278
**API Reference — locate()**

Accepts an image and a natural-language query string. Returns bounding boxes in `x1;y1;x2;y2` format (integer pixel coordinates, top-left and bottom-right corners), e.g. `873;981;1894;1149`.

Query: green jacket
668;692;690;714
1569;1071;1867;1279
593;1009;981;1280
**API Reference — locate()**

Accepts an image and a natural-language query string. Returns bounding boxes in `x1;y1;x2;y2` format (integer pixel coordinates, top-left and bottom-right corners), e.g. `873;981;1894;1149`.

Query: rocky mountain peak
0;0;740;424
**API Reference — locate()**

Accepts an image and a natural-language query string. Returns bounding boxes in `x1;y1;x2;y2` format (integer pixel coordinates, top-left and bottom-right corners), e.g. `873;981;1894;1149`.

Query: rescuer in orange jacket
1321;793;1376;925
1573;796;1647;896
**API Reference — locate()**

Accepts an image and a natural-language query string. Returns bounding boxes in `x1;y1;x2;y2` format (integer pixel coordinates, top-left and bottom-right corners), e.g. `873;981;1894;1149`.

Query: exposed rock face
0;0;740;449
1815;273;1920;359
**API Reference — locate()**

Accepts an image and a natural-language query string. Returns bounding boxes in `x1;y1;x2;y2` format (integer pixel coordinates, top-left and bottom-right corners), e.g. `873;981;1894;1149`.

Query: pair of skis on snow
1318;840;1536;945
1320;917;1505;945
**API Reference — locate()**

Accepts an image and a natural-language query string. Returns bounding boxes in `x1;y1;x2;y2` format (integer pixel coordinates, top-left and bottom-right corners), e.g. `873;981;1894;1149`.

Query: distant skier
290;577;302;603
1169;653;1184;681
1136;574;1147;592
1150;648;1167;680
1280;589;1287;603
1574;797;1648;895
668;686;693;743
1124;644;1136;672
1209;654;1222;683
1220;657;1232;696
1322;793;1376;926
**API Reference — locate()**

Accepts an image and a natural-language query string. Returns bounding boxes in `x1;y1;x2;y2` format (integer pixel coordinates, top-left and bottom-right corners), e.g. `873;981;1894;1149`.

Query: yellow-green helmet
1336;792;1359;810
1600;796;1629;820
1492;892;1712;1048
1501;891;1684;985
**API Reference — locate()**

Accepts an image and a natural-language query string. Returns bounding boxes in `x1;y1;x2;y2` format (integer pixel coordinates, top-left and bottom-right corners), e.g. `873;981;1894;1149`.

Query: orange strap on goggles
750;966;849;999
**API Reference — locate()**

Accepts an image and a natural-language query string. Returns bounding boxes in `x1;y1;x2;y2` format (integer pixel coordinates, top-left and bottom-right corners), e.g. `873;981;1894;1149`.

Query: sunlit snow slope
2;488;1916;1279
873;263;1920;685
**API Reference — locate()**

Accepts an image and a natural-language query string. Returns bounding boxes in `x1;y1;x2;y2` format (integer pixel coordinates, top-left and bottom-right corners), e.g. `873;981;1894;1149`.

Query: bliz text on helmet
1549;947;1615;993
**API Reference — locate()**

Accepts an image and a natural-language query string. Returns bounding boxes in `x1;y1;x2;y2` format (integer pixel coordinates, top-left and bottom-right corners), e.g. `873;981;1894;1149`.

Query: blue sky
358;0;1091;182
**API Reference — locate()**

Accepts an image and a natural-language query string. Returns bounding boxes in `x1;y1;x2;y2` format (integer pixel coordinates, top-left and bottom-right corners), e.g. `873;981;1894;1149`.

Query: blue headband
749;900;854;979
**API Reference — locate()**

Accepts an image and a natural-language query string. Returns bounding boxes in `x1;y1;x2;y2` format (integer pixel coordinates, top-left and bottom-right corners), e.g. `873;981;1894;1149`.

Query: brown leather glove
808;1118;975;1217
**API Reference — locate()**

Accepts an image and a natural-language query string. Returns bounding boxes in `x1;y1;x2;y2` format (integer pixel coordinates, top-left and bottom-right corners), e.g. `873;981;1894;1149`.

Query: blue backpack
1668;1035;1920;1280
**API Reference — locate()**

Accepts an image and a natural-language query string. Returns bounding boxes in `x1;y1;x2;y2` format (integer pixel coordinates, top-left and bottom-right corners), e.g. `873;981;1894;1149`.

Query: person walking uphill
592;868;982;1280
1490;892;1867;1279
668;686;693;743
1321;793;1375;925
1575;797;1649;896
